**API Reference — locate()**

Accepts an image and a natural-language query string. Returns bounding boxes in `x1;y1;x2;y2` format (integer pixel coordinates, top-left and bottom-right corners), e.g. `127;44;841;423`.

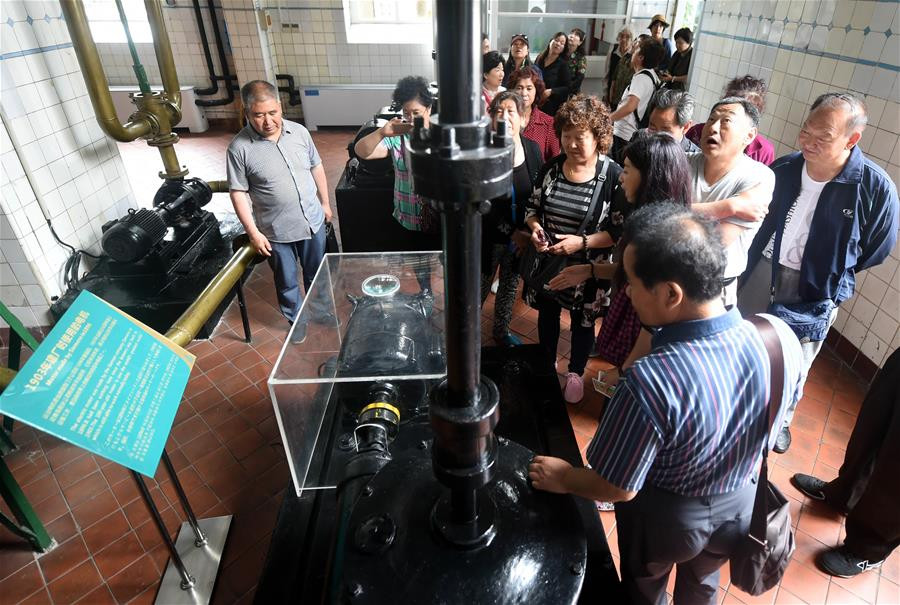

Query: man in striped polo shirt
530;204;804;605
227;81;332;341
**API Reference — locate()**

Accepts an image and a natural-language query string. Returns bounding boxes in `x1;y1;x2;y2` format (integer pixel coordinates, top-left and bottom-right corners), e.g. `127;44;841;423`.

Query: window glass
84;0;152;44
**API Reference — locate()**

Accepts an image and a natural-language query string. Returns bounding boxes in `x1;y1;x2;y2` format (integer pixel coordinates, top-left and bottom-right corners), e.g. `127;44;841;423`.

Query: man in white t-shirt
688;97;776;306
738;93;899;454
609;37;665;161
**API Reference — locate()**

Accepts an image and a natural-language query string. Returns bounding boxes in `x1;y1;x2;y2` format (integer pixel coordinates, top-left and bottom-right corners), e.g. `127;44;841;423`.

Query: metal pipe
193;0;236;107
132;470;195;589
434;0;480;124
155;144;184;178
192;0;219;96
59;0;153;142
206;180;229;193
165;244;258;348
206;0;236;107
161;450;207;547
144;0;182;124
275;73;302;106
443;206;482;405
115;0;151;94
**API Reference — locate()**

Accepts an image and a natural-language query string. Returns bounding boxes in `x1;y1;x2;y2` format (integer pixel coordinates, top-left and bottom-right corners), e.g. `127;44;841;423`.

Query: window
84;0;153;44
342;0;433;45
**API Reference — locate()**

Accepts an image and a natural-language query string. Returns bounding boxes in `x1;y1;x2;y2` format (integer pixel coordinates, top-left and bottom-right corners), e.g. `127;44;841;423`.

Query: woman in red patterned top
508;66;561;163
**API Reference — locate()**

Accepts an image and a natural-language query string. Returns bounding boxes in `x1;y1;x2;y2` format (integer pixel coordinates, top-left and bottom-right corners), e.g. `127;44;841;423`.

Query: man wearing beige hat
649;14;675;72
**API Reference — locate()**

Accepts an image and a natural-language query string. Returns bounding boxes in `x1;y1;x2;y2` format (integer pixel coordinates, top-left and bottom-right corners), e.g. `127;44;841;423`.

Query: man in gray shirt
689;97;775;306
227;80;332;338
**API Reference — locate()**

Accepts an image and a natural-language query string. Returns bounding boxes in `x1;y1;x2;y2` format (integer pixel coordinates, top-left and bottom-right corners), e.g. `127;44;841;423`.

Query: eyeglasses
511;34;528;43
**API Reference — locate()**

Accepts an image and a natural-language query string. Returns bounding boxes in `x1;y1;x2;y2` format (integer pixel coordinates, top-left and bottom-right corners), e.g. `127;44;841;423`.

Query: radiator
109;85;209;133
299;85;394;131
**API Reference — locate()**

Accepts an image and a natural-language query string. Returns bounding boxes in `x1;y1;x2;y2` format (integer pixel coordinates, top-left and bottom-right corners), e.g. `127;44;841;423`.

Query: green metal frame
0;302;53;552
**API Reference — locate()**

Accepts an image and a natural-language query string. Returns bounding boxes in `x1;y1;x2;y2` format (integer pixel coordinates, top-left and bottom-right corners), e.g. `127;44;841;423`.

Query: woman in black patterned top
524;95;621;403
549;132;693;396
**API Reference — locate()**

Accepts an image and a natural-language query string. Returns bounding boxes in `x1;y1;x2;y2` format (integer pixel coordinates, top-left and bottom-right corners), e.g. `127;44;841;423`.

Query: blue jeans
268;225;327;323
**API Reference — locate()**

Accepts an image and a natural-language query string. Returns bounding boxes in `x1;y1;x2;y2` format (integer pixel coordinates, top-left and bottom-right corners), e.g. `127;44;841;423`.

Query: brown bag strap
746;315;787;542
747;315;785;444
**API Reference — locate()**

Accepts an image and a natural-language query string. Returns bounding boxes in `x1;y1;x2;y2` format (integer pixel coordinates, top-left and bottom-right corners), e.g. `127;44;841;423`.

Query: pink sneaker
564;372;583;404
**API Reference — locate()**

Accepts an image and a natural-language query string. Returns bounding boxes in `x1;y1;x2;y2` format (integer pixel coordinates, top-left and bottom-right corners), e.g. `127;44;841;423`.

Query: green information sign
0;291;196;476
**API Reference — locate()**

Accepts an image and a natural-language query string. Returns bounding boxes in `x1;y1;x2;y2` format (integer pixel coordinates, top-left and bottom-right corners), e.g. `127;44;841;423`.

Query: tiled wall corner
0;0;138;328
690;0;900;369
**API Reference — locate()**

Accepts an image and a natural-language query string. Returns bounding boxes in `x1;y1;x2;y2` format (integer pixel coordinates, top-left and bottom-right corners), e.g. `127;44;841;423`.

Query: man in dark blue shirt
530;204;803;605
739;92;899;453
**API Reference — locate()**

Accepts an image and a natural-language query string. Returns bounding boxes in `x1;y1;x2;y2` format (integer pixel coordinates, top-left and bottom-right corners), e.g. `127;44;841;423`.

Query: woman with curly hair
534;32;572;116
686;75;775;165
549;132;693;399
523;94;622;403
507;66;561;162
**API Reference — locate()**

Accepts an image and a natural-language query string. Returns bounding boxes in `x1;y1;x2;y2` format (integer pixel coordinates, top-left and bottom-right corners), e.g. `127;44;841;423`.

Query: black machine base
50;213;246;338
340;423;587;604
253;345;622;604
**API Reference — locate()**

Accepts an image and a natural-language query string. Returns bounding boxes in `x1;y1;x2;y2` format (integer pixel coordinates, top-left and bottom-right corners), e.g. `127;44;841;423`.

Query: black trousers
536;295;594;376
611;135;630;165
615;482;756;605
822;347;900;562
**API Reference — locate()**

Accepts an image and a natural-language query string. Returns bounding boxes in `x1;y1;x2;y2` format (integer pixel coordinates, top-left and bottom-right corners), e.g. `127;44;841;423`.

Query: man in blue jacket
738;92;899;453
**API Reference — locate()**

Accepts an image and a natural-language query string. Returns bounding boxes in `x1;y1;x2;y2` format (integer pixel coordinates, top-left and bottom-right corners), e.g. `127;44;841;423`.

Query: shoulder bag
729;315;796;596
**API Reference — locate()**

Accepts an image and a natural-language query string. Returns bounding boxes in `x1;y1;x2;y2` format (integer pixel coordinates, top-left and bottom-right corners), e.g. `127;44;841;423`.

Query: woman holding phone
524;95;621;403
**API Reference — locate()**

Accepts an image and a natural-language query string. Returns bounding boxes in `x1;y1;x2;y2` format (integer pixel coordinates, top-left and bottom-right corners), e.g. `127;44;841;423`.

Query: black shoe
310;310;338;326
289;322;307;344
791;473;828;500
817;546;884;578
773;427;791;454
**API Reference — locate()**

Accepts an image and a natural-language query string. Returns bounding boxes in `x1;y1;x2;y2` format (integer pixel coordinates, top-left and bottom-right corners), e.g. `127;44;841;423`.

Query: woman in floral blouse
566;28;587;96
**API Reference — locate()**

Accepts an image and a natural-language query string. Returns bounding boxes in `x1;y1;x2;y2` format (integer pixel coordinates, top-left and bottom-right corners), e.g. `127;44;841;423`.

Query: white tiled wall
0;0;137;328
221;0;276;93
690;0;900;368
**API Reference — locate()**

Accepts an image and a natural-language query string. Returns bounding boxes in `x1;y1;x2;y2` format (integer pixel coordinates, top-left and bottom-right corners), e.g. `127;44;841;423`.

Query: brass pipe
144;0;182;125
154;144;185;179
59;0;153;141
207;180;229;193
0;368;15;393
165;244;258;348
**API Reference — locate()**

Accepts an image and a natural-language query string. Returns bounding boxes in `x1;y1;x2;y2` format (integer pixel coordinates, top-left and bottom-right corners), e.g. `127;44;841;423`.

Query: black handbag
520;157;610;300
325;221;340;253
729;316;796;596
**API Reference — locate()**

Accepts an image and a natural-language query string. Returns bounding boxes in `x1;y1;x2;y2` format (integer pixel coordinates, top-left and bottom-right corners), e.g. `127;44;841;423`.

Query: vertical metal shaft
442;208;482;408
161;450;207;547
114;0;151;94
434;0;482;525
434;0;480;124
132;471;195;590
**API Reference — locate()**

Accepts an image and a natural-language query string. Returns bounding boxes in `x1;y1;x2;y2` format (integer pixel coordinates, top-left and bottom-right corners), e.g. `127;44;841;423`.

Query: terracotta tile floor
1;129;897;604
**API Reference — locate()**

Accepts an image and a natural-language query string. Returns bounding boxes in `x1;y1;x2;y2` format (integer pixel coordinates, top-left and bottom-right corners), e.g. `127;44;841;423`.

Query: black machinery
256;2;621;603
50;177;243;337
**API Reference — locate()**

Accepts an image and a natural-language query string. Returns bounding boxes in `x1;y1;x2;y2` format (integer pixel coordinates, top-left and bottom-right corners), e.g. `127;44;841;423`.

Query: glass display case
268;252;445;496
